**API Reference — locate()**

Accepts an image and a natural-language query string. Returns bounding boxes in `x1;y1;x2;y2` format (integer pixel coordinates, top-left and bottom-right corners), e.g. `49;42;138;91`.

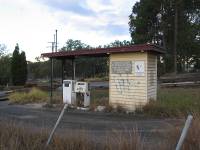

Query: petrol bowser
75;82;90;107
63;80;76;105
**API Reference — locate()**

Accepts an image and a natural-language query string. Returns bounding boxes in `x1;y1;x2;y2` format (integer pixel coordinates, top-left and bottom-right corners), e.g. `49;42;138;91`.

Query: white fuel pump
75;82;90;107
63;80;76;105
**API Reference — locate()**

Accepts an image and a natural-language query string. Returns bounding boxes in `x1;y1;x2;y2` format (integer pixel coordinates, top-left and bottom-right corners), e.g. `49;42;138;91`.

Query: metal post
46;104;68;147
61;59;65;84
72;58;76;80
53;34;56;52
50;58;53;104
176;115;193;150
55;29;58;52
73;59;76;80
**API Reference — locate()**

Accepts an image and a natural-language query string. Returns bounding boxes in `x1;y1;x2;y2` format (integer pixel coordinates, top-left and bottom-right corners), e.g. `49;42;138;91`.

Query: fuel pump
62;80;76;105
75;82;90;107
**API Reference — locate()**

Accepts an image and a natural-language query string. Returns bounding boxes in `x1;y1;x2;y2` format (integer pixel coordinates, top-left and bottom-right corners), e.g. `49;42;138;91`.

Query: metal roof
41;44;165;59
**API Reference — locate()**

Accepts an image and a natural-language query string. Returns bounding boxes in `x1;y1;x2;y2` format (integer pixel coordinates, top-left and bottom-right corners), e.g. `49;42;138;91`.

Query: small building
42;44;164;111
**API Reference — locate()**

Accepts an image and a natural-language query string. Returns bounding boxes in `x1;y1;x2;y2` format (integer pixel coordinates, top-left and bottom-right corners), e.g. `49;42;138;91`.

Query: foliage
141;87;200;117
11;44;28;85
129;0;200;73
20;51;28;84
60;39;91;51
28;39;133;80
59;39;133;79
0;55;11;85
97;40;133;48
0;43;11;85
9;88;48;104
0;43;7;56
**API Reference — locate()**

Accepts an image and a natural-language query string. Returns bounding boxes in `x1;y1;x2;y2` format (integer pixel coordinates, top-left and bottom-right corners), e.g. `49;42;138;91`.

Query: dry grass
157;114;200;150
1;115;200;150
0;120;144;150
140;87;200;117
9;88;48;104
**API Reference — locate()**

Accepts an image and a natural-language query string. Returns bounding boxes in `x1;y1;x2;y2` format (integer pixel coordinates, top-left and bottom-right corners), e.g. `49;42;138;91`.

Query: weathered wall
147;54;157;100
109;52;148;111
109;52;157;111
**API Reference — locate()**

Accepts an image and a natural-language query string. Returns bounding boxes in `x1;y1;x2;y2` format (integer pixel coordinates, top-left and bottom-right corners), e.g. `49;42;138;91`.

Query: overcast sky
0;0;137;61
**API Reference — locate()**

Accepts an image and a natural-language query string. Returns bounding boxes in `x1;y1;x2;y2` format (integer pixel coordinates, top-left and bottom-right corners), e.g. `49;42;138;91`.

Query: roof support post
50;57;53;105
72;58;76;80
61;59;65;84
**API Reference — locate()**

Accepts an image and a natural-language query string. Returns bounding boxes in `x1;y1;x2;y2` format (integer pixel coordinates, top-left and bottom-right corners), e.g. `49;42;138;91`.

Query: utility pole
55;29;58;52
48;30;58;105
48;32;56;105
48;41;55;105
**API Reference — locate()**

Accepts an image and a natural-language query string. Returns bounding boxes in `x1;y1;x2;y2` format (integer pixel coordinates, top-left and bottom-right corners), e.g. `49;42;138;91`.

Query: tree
11;44;27;85
61;39;91;51
129;0;200;74
0;44;7;57
20;51;28;84
104;40;133;48
0;55;11;85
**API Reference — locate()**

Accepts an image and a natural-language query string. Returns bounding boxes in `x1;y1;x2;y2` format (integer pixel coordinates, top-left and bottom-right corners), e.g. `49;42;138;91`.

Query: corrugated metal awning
41;44;165;59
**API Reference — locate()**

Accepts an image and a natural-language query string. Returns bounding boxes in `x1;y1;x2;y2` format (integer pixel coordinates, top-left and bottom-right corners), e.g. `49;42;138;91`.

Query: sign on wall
134;61;145;76
111;61;132;74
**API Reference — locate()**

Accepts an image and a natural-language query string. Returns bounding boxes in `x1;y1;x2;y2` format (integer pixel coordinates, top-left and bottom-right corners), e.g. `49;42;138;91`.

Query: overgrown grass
9;88;48;104
142;87;200;117
0;120;143;150
90;89;109;103
1;115;200;150
89;89;110;111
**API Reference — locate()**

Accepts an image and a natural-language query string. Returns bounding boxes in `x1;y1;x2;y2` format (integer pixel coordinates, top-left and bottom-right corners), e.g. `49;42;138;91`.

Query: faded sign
134;61;145;76
111;61;132;74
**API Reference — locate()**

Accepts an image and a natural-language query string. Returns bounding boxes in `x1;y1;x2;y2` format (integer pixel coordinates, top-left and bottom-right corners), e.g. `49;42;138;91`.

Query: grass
0;120;143;150
90;87;200;116
9;88;48;104
1;115;200;150
8;86;200;117
141;87;200;117
89;89;110;111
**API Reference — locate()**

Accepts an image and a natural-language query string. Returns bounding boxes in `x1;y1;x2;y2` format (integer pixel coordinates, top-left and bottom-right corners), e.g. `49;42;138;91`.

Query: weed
9;88;48;104
1;116;200;150
142;87;200;117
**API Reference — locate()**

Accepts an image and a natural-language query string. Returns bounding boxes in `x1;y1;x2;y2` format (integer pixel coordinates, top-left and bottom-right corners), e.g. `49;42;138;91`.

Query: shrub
9;88;48;104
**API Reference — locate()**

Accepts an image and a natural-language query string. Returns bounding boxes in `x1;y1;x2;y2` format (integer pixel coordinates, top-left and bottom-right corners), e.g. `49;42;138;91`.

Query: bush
9;88;48;104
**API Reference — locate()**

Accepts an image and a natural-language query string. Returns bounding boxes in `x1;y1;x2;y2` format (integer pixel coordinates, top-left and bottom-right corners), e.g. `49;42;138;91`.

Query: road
0;101;183;145
89;81;109;88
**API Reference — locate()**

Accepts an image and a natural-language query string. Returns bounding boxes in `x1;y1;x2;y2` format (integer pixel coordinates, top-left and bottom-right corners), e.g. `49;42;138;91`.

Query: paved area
0;101;184;144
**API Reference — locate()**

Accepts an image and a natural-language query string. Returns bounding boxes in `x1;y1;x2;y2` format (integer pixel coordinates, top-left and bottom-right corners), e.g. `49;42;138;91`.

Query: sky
0;0;137;61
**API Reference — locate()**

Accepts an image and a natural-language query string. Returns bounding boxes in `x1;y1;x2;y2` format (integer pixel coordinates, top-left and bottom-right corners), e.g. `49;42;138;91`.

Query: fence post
46;104;68;147
175;115;193;150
